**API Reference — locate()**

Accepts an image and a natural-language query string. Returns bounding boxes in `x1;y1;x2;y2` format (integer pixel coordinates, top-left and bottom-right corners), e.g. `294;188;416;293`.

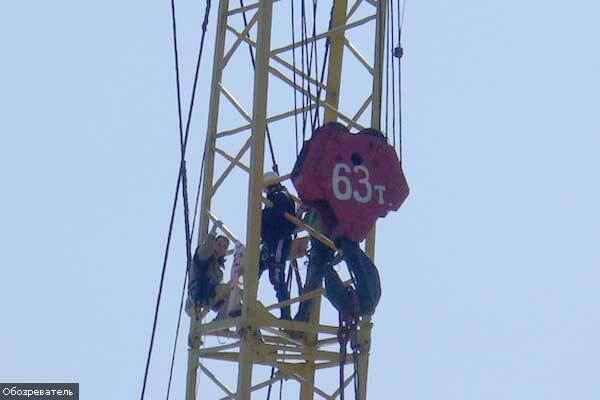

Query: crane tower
186;0;390;398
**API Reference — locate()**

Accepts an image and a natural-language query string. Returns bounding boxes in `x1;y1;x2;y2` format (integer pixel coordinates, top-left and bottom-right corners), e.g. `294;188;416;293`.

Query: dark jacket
261;186;296;244
189;233;225;304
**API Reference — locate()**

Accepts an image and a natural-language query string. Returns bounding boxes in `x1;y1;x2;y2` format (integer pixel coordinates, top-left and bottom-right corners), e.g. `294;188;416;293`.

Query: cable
140;167;182;400
390;0;397;149
291;0;300;156
300;0;309;140
164;129;209;400
396;0;408;160
164;1;214;399
400;0;408;30
139;0;186;396
265;367;276;400
384;0;391;138
397;1;402;158
310;1;335;131
164;164;194;400
140;0;213;399
165;271;188;400
238;0;279;173
190;149;208;240
310;0;320;129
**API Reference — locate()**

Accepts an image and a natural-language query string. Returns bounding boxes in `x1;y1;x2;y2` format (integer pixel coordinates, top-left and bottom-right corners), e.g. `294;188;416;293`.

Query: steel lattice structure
186;0;388;398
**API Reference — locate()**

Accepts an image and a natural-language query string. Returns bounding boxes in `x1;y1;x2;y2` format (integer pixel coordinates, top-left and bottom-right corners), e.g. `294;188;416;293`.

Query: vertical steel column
186;1;230;399
365;0;386;260
323;0;349;123
197;0;231;242
236;0;274;398
361;1;387;399
300;1;348;399
185;349;199;400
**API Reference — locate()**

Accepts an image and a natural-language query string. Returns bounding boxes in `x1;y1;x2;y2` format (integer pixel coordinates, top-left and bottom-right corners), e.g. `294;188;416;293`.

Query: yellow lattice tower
185;0;388;398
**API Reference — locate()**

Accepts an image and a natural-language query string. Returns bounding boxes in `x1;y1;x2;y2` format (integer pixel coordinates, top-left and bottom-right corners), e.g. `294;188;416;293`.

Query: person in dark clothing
294;209;382;322
320;238;381;318
260;172;296;320
294;209;335;322
188;222;230;317
337;238;381;316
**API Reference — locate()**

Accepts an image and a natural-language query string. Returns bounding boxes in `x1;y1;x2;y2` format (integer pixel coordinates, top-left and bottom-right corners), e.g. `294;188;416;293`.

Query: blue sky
1;0;599;399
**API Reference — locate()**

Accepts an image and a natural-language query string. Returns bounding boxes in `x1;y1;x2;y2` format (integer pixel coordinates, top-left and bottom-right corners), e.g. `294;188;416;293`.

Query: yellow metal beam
302;1;350;397
361;1;388;398
186;0;388;398
236;0;274;398
186;1;229;399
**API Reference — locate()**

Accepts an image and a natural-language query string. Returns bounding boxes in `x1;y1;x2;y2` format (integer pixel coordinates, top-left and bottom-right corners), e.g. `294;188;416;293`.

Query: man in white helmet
259;171;296;320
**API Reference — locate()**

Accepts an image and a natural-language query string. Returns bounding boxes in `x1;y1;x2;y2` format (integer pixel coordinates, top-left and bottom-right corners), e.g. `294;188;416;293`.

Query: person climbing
187;221;230;318
294;208;335;322
259;171;296;320
294;208;382;322
336;238;381;317
290;122;409;321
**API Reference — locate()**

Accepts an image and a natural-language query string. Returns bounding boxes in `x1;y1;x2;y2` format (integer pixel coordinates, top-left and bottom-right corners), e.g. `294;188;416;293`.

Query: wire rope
291;0;300;156
165;0;214;393
238;0;279;173
390;0;397;149
396;0;407;160
384;0;391;138
140;0;213;399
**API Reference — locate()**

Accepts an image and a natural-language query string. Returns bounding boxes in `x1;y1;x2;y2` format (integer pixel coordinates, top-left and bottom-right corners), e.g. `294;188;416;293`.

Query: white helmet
263;171;280;187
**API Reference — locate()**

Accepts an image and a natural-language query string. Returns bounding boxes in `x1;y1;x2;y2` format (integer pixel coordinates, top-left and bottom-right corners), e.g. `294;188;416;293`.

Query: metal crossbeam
223;12;259;67
346;0;364;21
220;372;284;400
216;103;317;138
219;84;252;122
268;65;366;130
331;373;357;399
211;137;252;195
271;14;377;54
214;147;250;173
344;38;374;74
226;0;282;16
199;363;235;397
186;0;387;398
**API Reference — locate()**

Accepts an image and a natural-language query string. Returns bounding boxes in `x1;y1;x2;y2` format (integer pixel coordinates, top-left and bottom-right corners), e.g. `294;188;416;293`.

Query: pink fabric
293;123;409;241
227;242;245;315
